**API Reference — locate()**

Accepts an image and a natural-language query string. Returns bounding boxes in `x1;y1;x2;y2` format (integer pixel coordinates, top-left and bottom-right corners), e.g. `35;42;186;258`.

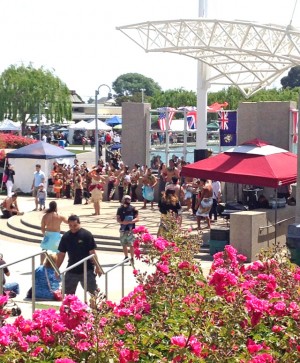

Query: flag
157;107;176;131
291;109;298;144
218;111;229;130
219;110;237;147
187;111;197;129
208;101;228;113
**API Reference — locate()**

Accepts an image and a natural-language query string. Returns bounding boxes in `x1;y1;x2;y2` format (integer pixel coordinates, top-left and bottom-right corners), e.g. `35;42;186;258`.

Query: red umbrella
181;139;297;188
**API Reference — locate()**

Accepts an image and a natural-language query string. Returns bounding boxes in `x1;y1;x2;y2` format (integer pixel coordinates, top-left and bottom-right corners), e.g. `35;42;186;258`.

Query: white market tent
68;120;88;144
0;119;21;131
6;141;75;193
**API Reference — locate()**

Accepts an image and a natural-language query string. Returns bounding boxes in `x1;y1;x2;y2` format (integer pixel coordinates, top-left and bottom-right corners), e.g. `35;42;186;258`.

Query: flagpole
165;109;169;163
183;110;187;161
195;0;210;162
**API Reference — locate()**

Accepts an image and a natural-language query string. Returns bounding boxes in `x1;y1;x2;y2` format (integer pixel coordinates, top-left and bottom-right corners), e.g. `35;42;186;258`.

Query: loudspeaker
194;149;209;162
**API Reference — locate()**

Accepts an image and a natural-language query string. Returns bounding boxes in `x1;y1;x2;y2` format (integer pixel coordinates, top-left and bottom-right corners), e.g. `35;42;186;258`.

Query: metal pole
95;84;112;165
95;89;99;165
31;256;36;314
296;93;300;224
141;88;145;103
38;103;41;141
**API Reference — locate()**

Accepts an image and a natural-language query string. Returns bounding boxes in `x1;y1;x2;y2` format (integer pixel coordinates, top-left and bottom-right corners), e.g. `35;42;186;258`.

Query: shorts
40;231;61;253
184;191;192;199
196;198;213;217
32;187;39;197
64;270;98;295
120;231;134;246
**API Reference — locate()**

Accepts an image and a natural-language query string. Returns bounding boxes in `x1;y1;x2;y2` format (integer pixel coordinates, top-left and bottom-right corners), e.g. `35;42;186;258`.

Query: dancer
195;179;213;230
40;201;68;264
88;167;105;215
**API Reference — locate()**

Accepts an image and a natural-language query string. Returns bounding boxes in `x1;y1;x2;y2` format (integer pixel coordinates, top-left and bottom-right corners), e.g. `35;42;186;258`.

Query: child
53;174;63;199
37;183;46;211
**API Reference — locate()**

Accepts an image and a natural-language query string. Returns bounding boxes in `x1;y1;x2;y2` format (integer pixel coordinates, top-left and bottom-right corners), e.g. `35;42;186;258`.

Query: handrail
60;254;105;303
1;250;129;318
104;260;126;299
0;250;58;314
259;216;295;232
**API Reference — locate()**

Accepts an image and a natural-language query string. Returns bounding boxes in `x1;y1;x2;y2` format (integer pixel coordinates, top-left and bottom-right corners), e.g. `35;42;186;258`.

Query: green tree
149;88;197;110
281;66;300;89
0;64;72;133
112;73;161;105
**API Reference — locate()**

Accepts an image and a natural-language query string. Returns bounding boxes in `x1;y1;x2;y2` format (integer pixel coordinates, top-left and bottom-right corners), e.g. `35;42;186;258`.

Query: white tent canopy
69;120;89;130
0;119;21;131
85;119;112;131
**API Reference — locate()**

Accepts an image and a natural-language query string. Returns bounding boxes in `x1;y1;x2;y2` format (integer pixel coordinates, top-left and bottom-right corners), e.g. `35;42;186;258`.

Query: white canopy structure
117;19;300;97
69;120;88;130
0;119;21;131
85;119;112;131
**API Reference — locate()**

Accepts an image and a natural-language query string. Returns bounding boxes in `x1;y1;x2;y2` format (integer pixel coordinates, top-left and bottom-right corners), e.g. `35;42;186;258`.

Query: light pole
140;88;146;103
38;103;48;141
95;84;112;164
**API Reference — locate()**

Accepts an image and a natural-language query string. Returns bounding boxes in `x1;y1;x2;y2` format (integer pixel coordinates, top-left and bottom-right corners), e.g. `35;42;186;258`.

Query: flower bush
0;133;36;150
0;217;300;362
0;133;36;166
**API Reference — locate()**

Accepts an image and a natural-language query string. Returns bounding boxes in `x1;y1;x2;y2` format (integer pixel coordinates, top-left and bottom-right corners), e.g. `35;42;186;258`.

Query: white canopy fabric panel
117;19;300;97
69;120;89;130
85;119;112;131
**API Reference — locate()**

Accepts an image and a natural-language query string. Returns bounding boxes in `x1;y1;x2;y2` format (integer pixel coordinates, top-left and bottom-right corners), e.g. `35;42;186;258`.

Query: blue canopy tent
6;141;75;193
105;116;122;127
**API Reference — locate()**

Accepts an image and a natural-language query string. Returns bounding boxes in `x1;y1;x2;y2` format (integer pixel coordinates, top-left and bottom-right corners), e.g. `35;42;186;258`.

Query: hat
39;183;44;187
122;195;131;202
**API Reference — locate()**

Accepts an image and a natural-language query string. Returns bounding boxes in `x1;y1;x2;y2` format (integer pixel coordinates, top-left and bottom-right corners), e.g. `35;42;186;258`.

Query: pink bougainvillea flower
156;263;170;274
132;226;148;234
171;335;187;347
188;336;202;356
272;325;284;333
119;348;139;363
142;233;153;243
178;261;190;269
247;339;264;354
248;353;275;363
55;359;77;363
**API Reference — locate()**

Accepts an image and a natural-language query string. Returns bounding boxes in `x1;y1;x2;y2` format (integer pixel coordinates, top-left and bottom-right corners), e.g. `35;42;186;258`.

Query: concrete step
0;215;213;259
20;217;121;242
0;216;123;253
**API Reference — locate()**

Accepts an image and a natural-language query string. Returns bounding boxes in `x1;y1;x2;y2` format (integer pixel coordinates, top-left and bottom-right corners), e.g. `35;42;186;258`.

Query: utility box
209;227;230;256
286;224;300;266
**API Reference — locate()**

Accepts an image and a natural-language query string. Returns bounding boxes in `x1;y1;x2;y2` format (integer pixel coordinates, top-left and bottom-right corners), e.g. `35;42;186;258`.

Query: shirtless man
163;159;180;184
1;193;23;218
40;201;68;264
195;179;213;229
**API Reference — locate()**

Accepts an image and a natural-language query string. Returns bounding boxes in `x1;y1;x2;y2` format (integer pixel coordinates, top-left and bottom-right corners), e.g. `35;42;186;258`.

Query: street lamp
95;84;112;164
38;103;48;141
140;88;146;103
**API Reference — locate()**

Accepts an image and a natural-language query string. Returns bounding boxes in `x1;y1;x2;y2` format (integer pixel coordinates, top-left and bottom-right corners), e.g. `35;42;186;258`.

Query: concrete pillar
121;102;151;168
230;211;269;262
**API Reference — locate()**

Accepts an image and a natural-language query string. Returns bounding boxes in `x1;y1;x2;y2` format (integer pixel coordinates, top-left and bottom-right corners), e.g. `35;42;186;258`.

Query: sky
0;0;299;101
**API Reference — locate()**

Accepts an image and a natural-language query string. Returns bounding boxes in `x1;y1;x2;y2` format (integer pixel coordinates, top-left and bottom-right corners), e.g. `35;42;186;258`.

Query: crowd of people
0;151;223;303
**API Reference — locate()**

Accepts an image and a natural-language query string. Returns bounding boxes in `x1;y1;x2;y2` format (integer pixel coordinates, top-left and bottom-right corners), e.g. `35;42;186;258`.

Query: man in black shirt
116;195;139;265
57;215;101;295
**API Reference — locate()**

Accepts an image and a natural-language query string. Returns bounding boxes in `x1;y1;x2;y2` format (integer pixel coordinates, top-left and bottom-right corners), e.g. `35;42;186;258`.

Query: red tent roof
181;141;297;188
